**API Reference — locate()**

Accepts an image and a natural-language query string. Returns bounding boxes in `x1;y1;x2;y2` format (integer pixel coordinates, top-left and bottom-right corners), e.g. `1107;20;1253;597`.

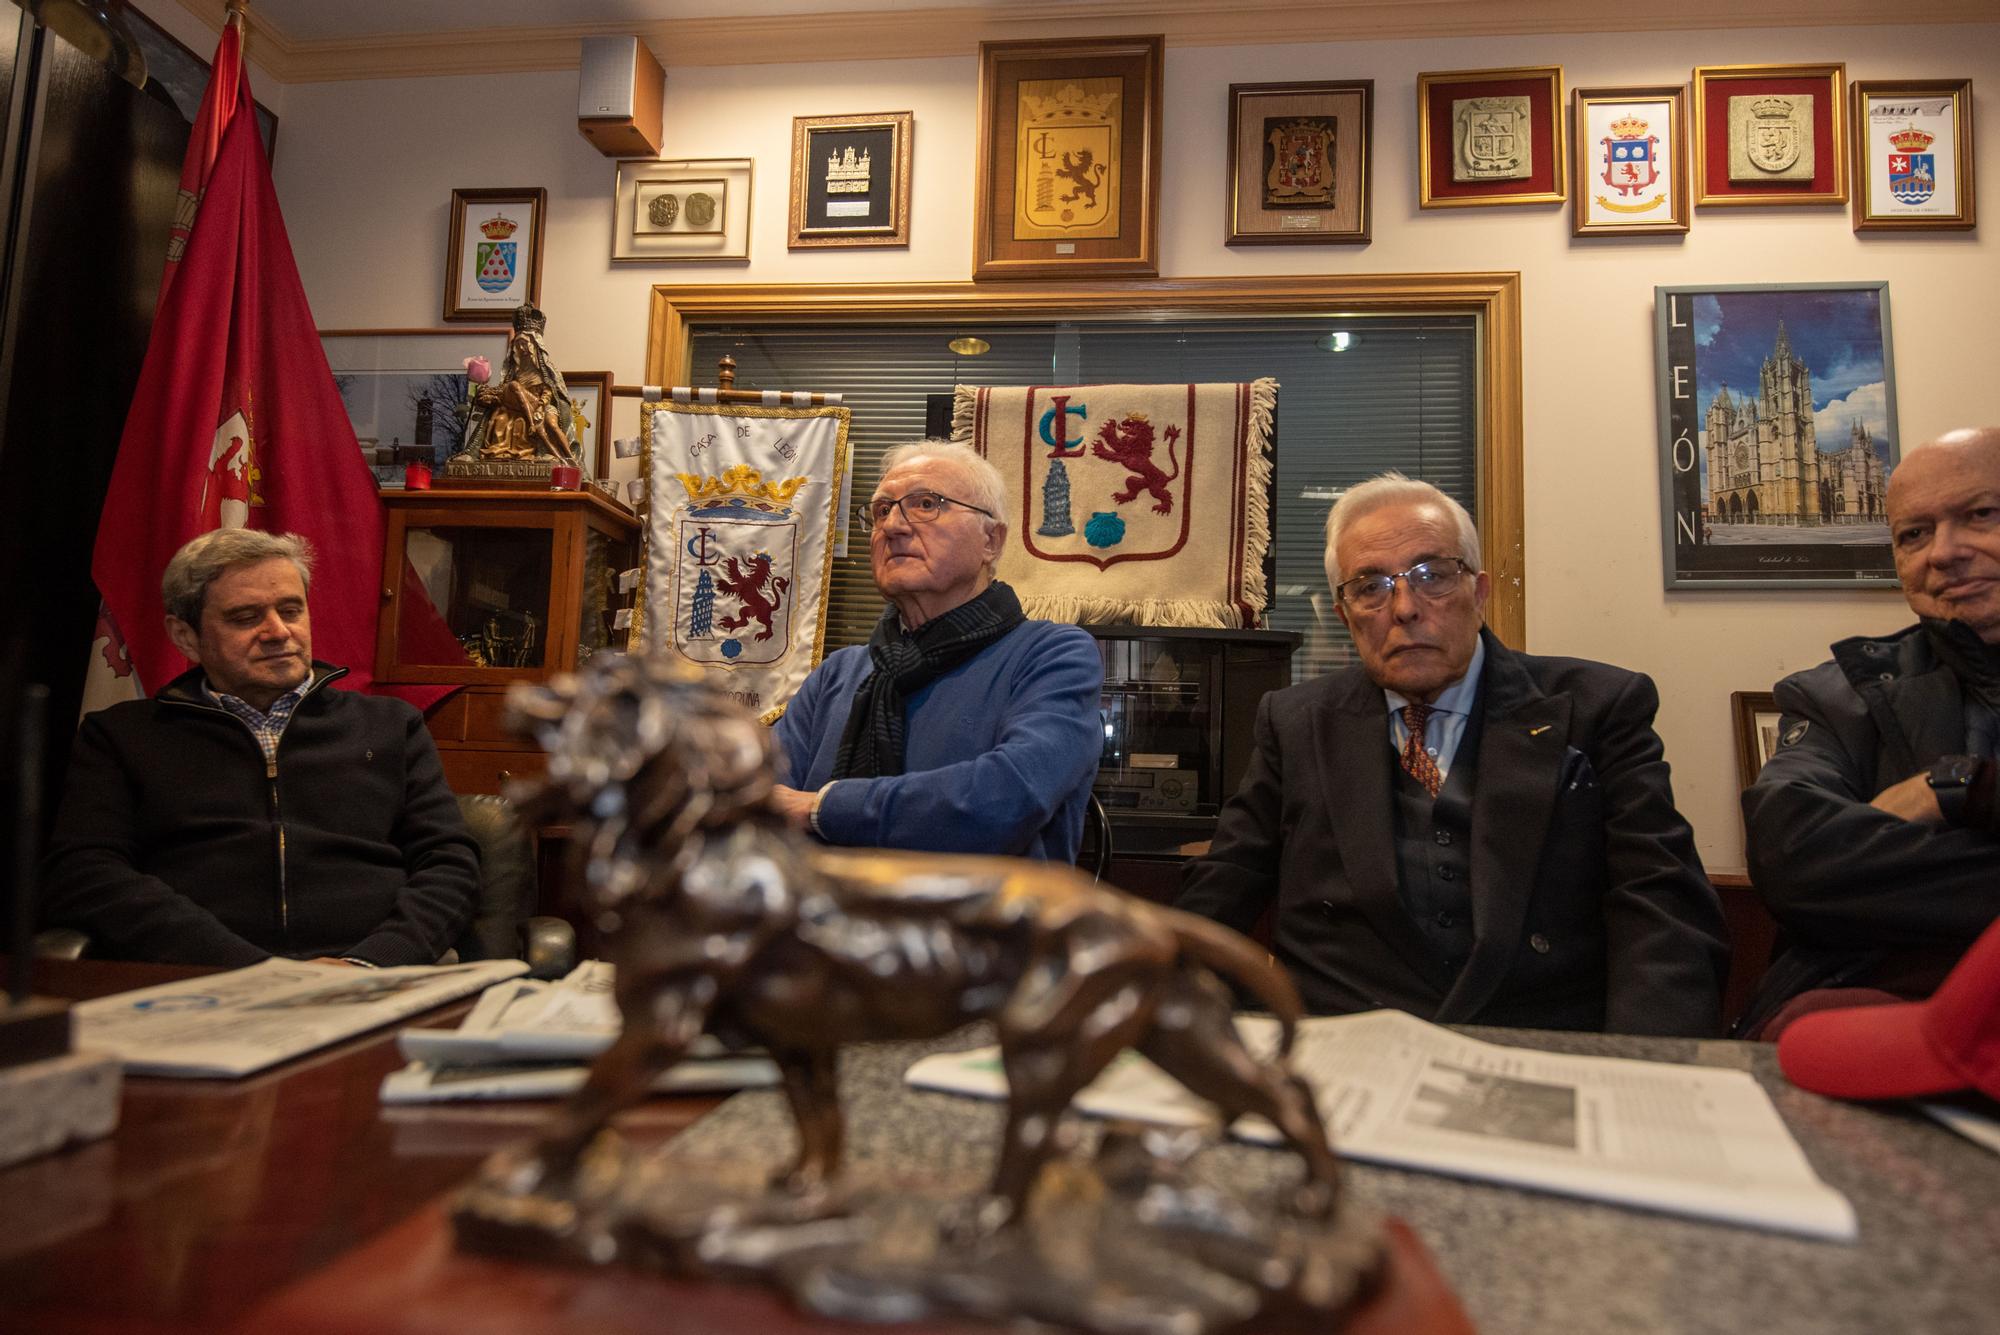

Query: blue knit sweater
772;620;1103;861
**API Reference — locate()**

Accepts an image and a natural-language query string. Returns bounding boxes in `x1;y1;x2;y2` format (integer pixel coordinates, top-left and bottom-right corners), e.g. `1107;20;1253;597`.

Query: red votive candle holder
549;464;582;491
404;462;432;489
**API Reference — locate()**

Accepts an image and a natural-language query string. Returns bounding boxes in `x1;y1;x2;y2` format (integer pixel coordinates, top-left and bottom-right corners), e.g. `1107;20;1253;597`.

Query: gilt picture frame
1572;85;1690;236
1732;691;1784;790
1417;65;1565;208
973;34;1163;280
443;188;545;322
1226;80;1373;245
790;111;913;248
1851;78;1974;232
561;371;615;479
1692;63;1847;207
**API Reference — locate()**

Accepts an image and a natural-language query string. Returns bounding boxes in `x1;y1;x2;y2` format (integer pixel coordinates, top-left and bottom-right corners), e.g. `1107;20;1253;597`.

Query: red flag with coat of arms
85;23;451;710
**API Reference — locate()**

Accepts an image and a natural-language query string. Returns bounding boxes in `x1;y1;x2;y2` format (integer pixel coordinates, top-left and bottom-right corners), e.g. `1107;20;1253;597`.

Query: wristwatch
1926;754;1982;826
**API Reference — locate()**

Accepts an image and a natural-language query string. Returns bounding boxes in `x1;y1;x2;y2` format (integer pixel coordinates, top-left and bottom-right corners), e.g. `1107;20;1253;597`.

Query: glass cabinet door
1095;637;1214;815
399;524;554;670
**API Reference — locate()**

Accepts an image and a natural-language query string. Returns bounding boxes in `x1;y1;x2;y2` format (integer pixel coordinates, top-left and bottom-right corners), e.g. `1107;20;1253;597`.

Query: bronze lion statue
491;654;1342;1233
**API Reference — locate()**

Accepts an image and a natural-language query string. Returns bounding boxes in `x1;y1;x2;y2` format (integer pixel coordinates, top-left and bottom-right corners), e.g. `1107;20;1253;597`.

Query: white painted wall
265;22;2000;871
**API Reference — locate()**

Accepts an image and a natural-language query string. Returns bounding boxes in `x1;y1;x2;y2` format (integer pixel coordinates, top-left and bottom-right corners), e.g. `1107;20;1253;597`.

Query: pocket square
1558;746;1598;790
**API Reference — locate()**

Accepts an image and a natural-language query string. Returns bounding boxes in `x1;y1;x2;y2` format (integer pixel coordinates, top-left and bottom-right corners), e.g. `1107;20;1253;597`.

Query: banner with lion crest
953;379;1275;626
640;399;849;723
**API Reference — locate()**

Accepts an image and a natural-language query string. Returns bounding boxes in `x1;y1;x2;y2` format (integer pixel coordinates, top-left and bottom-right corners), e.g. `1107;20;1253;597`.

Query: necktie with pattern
1401;703;1443;798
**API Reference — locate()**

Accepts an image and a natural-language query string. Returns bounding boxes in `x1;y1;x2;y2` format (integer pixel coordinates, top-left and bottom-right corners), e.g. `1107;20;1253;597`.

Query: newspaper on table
906;1008;1857;1242
382;961;779;1104
73;958;529;1079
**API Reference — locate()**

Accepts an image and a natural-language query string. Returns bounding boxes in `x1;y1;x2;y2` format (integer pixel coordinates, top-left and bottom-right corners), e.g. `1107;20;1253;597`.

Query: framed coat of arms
972;35;1162;280
1226;80;1373;245
443;188;545;322
1416;66;1565;208
1692;63;1847;207
1850;78;1974;232
1572;85;1689;236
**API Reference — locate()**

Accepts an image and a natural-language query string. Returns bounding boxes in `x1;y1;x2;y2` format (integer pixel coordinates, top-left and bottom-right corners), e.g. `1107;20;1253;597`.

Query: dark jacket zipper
159;665;347;951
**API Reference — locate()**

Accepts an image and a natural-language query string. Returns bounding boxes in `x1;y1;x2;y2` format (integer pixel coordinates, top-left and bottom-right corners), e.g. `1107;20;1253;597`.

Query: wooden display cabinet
1083;626;1300;902
376;487;640;793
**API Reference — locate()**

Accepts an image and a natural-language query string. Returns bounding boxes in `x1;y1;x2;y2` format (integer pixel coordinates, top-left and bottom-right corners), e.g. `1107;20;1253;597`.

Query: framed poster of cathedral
972;35;1162;280
1655;283;1900;589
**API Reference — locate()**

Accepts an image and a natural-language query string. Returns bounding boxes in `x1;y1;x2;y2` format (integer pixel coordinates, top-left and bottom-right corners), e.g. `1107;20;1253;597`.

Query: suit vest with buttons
1390;691;1484;977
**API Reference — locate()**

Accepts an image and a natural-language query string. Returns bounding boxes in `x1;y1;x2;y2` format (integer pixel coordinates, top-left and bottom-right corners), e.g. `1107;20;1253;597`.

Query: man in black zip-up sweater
40;531;477;967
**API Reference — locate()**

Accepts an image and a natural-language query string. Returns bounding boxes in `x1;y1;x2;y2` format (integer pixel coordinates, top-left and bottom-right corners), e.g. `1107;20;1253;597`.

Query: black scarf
830;581;1026;779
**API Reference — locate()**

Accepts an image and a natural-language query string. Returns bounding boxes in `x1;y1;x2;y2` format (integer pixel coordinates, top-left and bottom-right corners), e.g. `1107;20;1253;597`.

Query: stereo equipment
577;36;664;158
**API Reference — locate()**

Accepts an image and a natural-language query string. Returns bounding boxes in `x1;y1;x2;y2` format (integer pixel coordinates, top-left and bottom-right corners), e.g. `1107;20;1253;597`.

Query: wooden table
0;959;719;1335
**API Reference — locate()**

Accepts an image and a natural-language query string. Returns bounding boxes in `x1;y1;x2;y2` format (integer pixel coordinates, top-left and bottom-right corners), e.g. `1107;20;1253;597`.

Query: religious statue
455;304;582;472
453;656;1395;1334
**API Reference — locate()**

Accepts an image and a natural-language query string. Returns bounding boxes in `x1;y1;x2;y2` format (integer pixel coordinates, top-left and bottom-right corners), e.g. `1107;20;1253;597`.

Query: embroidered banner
953;379;1276;626
639;401;849;722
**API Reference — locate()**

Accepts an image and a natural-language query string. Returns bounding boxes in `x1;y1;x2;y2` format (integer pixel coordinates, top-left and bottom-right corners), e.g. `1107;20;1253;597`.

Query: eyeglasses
860;489;994;530
1335;557;1473;611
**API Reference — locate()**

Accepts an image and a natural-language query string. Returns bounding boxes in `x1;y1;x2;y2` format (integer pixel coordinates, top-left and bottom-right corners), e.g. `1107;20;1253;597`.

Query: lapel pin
1528;725;1552;736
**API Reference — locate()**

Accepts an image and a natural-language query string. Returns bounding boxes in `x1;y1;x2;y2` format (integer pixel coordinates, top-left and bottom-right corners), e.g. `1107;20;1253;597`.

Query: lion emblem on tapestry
640;401;851;724
953;379;1276;627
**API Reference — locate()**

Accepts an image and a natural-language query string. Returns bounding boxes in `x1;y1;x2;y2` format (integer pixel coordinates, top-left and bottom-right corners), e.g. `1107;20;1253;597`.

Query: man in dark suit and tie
1179;474;1728;1036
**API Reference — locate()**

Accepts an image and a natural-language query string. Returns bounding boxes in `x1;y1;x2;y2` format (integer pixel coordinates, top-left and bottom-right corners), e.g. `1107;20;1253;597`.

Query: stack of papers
75;958;530;1078
381;961;778;1103
907;1009;1857;1241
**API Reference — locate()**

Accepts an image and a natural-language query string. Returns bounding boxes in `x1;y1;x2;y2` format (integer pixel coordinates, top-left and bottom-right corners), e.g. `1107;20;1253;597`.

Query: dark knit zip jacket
40;663;478;967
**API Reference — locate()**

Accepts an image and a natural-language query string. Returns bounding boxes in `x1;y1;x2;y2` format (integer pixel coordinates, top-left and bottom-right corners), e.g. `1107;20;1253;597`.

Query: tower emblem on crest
1887;125;1936;205
1016;81;1120;236
1599;115;1659;196
670;465;807;667
474;215;519;294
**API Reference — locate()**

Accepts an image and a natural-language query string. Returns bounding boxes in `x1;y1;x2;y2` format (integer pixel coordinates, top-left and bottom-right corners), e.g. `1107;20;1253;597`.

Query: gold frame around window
643;274;1525;647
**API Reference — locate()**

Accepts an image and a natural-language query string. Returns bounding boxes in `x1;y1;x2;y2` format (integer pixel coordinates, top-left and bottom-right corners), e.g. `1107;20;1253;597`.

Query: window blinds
688;316;1477;683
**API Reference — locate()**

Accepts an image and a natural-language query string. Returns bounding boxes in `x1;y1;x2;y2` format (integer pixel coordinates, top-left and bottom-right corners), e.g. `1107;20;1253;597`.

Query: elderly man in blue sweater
769;440;1104;860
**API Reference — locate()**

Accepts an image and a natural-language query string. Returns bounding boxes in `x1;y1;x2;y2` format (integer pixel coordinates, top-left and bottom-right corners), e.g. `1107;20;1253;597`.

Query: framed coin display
612;158;752;262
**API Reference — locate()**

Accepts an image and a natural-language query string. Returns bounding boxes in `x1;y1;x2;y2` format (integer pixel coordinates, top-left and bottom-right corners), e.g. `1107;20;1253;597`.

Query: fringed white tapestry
639;400;850;722
953;379;1276;627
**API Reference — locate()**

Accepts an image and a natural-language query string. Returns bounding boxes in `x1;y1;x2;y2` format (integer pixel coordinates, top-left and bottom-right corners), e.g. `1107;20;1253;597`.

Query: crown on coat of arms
1608;115;1651;138
676;464;809;514
1888;127;1936;153
1751;97;1796;121
479;215;520;239
1024;82;1118;125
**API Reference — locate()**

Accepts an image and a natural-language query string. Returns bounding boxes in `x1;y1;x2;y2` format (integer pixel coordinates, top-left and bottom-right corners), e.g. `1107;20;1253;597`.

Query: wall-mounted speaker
577;35;664;158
